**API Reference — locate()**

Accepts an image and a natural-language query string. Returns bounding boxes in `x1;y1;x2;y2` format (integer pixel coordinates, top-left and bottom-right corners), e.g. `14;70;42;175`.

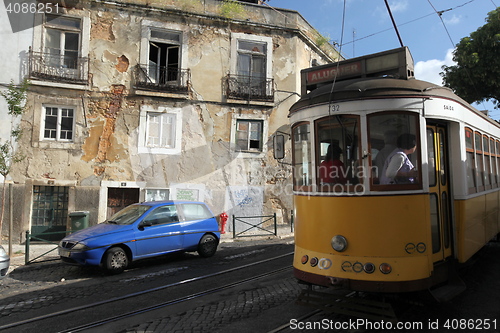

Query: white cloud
389;0;409;12
443;14;461;25
414;49;455;85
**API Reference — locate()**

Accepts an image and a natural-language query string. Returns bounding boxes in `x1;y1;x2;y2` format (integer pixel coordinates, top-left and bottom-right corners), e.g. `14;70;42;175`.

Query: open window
148;29;181;84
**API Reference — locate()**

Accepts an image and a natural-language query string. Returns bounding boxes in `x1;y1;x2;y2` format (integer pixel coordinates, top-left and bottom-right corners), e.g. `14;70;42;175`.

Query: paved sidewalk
4;225;294;274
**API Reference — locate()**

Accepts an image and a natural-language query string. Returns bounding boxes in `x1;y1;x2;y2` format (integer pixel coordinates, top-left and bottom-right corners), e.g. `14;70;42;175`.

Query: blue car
58;201;220;274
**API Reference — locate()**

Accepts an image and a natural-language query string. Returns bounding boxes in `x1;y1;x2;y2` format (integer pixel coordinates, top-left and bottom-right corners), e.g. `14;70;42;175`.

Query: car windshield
107;205;151;225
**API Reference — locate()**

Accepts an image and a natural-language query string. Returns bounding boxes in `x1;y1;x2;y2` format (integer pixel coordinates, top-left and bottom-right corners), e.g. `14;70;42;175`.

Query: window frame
367;111;422;191
138;105;182;155
231;33;272;80
291;122;312;192
314;114;362;193
231;114;268;157
41;105;76;142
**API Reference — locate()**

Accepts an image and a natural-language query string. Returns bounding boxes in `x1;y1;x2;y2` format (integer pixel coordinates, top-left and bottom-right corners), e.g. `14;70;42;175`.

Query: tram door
427;125;453;263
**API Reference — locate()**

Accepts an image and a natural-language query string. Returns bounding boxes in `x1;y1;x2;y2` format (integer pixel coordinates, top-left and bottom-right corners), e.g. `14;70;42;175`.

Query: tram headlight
331;235;347;252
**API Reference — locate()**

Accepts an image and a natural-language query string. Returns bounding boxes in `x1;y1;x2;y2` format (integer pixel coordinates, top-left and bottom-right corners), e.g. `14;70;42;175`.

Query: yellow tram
285;47;500;300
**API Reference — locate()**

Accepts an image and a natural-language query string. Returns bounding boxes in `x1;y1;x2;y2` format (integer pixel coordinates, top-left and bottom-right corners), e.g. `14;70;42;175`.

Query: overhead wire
427;0;498;116
340;0;479;47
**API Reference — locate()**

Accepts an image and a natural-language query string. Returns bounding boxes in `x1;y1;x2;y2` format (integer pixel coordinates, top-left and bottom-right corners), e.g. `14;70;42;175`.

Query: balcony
28;50;89;85
133;64;190;94
225;74;274;102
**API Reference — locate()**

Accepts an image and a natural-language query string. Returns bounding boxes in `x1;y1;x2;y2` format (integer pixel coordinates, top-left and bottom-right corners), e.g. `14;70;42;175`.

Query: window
45;15;81;69
368;112;421;190
475;132;485;191
143;205;179;225
31;13;89;84
235;119;263;152
148;29;181;84
237;40;266;82
146;112;176;148
43;106;74;141
292;123;312;190
138;106;181;155
180;204;213;221
490;137;496;187
496;140;500;186
465;128;476;193
316;115;360;192
483;135;491;189
229;33;273;102
145;189;170;202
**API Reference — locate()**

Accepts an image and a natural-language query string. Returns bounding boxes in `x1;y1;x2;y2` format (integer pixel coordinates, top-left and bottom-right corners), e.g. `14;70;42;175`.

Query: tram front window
368;113;421;189
316;115;360;192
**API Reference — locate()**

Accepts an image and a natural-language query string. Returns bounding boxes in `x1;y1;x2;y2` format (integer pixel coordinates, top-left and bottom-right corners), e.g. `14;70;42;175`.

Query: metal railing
134;64;190;93
24;230;69;265
28;49;89;84
226;74;274;102
232;213;277;238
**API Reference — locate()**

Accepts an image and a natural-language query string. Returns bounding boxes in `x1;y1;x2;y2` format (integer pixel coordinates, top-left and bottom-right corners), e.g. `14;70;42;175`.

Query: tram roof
289;76;475;115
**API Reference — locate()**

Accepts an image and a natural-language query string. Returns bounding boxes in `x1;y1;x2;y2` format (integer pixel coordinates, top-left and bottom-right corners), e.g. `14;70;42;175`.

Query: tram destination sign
301;47;414;95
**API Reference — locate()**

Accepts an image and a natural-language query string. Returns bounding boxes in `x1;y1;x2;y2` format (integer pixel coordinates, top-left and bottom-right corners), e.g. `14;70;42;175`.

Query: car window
108;205;151;225
143;205;179;225
180;204;213;221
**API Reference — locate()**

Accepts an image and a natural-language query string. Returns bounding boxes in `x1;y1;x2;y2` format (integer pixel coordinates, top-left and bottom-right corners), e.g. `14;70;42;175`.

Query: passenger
380;134;418;184
374;130;398;177
319;144;347;184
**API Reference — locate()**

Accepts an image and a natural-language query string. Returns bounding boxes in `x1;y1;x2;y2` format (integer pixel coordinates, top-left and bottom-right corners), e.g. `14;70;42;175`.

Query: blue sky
268;0;499;118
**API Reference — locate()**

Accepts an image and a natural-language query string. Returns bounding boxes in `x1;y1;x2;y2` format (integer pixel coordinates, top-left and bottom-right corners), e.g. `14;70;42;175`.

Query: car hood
64;223;133;242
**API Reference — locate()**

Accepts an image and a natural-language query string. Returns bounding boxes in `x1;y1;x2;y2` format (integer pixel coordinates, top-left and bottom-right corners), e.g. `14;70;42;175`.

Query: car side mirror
273;134;285;160
139;221;152;228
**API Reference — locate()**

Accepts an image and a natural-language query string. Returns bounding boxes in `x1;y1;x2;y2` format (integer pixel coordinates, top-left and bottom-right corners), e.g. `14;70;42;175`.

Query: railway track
0;252;294;333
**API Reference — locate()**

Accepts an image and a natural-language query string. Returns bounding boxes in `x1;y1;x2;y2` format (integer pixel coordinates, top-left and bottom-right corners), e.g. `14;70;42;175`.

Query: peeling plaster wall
5;1;338;241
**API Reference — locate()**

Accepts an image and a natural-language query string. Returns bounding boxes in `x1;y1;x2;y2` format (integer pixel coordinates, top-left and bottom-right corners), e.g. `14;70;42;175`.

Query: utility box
69;211;89;232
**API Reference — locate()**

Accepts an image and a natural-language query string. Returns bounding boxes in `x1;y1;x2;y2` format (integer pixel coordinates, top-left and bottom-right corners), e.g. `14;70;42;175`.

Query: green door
31;186;69;241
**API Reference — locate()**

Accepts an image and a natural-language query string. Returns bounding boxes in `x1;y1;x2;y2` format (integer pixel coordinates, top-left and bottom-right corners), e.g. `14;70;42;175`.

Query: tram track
0;251;294;332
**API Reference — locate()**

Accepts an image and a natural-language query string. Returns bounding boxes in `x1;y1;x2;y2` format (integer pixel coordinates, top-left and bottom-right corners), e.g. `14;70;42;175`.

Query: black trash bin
69;211;89;232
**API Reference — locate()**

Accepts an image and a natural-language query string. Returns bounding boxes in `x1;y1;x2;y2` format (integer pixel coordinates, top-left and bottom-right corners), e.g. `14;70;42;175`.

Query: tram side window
475;132;485;191
316;115;360;191
465;128;476;192
483;135;492;189
497;140;500;186
292;123;312;190
491;138;498;187
368;112;421;189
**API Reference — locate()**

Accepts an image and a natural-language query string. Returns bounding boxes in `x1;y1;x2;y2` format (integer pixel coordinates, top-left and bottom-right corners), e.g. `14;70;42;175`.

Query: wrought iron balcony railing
134;64;190;93
28;50;89;84
226;74;274;102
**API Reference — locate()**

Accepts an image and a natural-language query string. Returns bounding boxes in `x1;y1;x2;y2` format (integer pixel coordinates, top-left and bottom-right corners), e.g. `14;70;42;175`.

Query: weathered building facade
1;0;340;242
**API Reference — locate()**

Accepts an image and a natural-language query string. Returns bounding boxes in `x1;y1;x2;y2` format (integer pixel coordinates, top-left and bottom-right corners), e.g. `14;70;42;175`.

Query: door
427;124;453;263
107;188;140;219
134;205;182;257
31;186;69;241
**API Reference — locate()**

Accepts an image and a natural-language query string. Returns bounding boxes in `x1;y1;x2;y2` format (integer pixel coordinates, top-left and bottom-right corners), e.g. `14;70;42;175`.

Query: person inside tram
374;130;398;177
319;144;347;184
380;133;418;184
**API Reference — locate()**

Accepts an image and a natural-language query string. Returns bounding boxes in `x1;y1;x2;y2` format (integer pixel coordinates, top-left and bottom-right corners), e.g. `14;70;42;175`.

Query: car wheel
197;234;218;258
104;247;128;274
